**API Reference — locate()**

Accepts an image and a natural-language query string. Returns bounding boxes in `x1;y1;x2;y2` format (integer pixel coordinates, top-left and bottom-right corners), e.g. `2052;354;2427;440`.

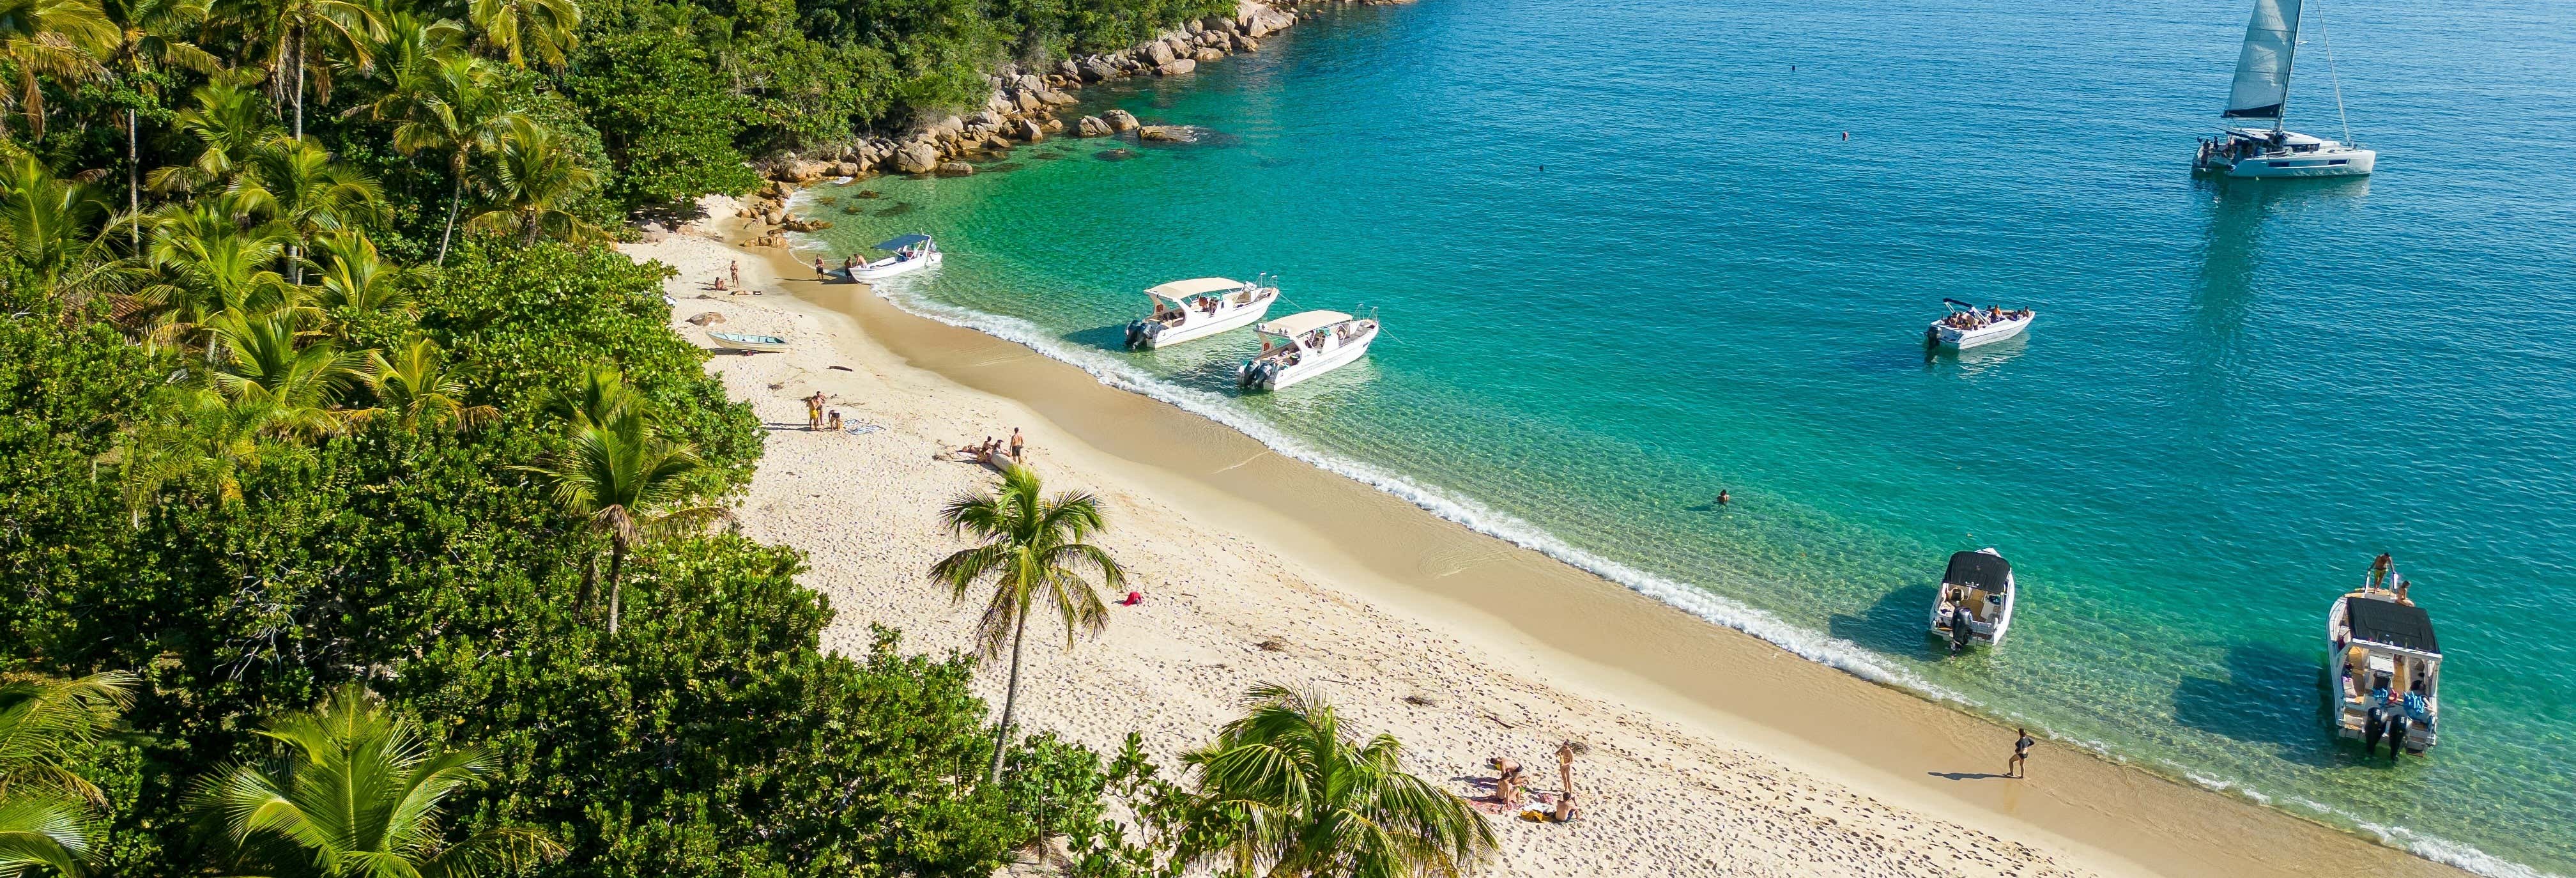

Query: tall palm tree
929;465;1125;782
203;307;362;438
0;671;136;878
465;0;571;69
100;0;220;243
361;336;491;432
217;0;378;139
0;0;114;139
516;389;723;635
192;684;560;878
362;50;519;265
463;117;596;246
231;135;381;283
305;227;410;324
1181;684;1498;878
146;75;279;196
127;194;295;338
0;154;116;297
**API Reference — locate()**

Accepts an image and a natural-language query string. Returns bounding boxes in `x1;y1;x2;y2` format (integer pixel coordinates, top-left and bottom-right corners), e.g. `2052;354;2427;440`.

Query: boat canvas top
2220;127;2327;145
1941;550;2011;592
1259;310;1354;338
2347;597;2439;654
870;233;931;251
1146;277;1245;301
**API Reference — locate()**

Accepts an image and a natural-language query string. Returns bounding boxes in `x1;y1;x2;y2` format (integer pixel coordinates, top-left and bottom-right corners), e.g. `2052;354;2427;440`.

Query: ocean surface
786;0;2576;873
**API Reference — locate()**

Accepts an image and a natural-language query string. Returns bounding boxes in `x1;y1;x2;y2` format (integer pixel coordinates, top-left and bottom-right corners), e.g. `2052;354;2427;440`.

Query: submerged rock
935;161;976;176
1095;148;1138;161
1137;125;1193;142
854;189;882;198
873;202;916;217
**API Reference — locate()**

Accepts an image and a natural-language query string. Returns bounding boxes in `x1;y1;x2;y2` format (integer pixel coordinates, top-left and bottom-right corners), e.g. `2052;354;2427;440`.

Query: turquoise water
791;0;2576;873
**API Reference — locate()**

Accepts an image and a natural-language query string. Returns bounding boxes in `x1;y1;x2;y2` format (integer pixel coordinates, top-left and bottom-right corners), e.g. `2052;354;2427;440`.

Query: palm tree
127;194;295;337
0;0;114;139
362;50;520;265
203;307;362;438
192;684;560;878
516;386;723;635
463;118;597;246
109;386;282;511
466;0;572;69
361;336;491;432
218;0;379;139
0;154;116;297
146;75;279;196
100;0;220;242
1180;684;1498;878
305;227;411;324
0;671;137;878
231;135;381;282
929;465;1125;783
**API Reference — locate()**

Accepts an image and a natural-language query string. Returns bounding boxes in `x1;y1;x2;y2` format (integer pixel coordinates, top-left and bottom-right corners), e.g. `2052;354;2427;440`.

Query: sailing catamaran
2194;0;2376;178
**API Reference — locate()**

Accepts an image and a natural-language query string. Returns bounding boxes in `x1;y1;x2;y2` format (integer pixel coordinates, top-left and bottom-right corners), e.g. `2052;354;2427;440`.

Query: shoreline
628;218;2466;878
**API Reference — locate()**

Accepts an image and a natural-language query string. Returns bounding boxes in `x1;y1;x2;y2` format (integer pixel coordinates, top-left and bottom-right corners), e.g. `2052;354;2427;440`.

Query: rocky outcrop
895;141;941;174
1013;118;1045;142
1077;116;1110;137
1103;109;1140;132
1158;58;1196;76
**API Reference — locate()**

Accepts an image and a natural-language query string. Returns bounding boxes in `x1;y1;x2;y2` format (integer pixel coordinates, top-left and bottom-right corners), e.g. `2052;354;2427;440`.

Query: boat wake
850;277;2558;878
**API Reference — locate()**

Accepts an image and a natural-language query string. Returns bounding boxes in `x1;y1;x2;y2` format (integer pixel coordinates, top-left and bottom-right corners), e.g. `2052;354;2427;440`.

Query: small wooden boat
1929;548;2017;652
706;331;787;353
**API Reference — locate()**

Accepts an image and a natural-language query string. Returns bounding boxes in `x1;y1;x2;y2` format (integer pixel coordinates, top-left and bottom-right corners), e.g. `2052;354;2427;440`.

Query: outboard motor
1124;321;1146;350
1236;360;1254;387
2362;704;2388;757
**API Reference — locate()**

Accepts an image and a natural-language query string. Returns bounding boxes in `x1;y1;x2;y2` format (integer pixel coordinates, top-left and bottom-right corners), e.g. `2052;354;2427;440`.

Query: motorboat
1123;275;1279;349
1236;310;1377;391
845;234;942;280
1926;298;2034;350
2193;0;2376;178
1929;548;2016;652
705;331;787;354
2328;555;2442;756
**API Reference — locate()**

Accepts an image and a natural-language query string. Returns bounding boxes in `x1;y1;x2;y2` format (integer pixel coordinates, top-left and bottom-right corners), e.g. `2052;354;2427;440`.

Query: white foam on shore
832;263;2562;878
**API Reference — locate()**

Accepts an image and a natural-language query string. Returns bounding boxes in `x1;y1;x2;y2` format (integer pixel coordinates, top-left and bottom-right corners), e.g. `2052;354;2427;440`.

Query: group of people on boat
1940;306;2030;331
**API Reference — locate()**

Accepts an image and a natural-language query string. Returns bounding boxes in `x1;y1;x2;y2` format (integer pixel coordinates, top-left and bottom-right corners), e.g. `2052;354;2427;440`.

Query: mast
2275;0;2301;132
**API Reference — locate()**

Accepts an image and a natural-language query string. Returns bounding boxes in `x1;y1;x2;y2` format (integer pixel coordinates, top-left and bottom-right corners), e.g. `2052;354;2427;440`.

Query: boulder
971;109;1002;127
1156;58;1196;76
935;161;976;176
1103;109;1140;132
1013;119;1044;142
1205;15;1237;33
834;160;861;176
1038;88;1078;107
686;311;724;326
1016;73;1045;93
894;141;940;174
1013;90;1043;113
1137;125;1188;142
1197;31;1224;47
1193;47;1223;63
1080;57;1117;82
1185;19;1204;35
1077;115;1110;137
1238;36;1259;52
1057;59;1081;79
1145;40;1176;65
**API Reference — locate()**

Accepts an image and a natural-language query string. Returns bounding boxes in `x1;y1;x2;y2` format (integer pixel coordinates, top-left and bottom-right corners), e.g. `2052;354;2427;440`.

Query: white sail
2224;0;2303;119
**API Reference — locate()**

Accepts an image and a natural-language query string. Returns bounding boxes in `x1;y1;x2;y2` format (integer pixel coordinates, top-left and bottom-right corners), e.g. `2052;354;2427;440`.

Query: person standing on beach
2009;728;2035;778
806;392;826;429
730;259;742;289
1008;427;1026;460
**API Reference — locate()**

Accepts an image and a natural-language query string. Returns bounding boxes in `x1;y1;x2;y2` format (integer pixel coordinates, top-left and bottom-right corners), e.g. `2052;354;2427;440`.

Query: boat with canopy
1124;275;1280;349
2328;554;2443;757
1929;548;2018;652
1236;310;1378;391
2194;0;2375;178
1926;298;2033;350
845;234;942;279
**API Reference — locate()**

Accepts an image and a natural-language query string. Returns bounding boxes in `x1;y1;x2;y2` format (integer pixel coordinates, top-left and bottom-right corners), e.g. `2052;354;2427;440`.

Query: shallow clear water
790;0;2576;872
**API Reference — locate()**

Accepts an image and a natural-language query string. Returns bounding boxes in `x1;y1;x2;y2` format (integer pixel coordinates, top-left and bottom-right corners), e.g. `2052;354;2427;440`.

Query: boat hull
1930;315;2032;350
2216;148;2376;178
1135;300;1275;348
1246;333;1374;390
849;252;941;279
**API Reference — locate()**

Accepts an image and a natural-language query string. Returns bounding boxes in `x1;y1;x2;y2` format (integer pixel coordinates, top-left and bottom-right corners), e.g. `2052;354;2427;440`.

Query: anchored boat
1929;548;2017;652
846;234;942;279
2193;0;2375;178
1236;310;1377;391
1124;275;1279;349
1926;298;2034;350
2329;555;2442;757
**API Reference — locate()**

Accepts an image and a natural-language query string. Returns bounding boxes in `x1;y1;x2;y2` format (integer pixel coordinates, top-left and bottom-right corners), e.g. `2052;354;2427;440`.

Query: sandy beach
621;208;2464;878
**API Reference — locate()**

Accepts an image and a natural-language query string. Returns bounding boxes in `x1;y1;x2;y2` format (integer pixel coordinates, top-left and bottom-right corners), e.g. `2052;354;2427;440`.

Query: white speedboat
1929;548;2016;652
2328;555;2442;757
1236;310;1377;391
1124;275;1279;349
1926;298;2034;350
2193;0;2375;178
706;331;787;353
845;234;942;279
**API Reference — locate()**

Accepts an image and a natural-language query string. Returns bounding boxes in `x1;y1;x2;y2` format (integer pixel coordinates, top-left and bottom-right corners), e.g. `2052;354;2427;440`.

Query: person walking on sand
1008;427;1026;460
730;259;742;288
2009;728;2035;778
814;256;829;278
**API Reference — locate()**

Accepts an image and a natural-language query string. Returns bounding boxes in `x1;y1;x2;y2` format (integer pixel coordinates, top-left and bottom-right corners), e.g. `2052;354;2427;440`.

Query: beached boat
1236;310;1377;391
1124;275;1279;349
1926;298;2034;350
2327;555;2442;756
706;331;788;353
2192;0;2376;178
845;234;942;279
1929;548;2017;652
